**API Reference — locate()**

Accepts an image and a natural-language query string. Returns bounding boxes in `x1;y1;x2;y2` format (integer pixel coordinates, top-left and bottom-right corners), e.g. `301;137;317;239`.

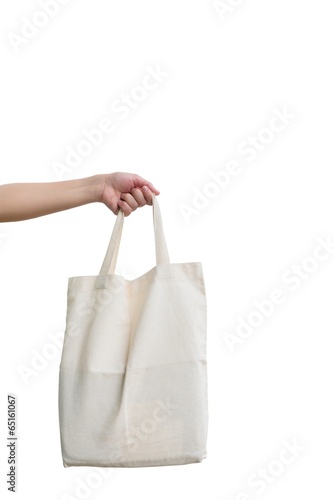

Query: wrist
85;174;106;203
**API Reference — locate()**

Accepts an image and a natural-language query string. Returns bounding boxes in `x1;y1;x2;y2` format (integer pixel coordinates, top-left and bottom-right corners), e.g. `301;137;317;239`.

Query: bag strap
99;194;170;275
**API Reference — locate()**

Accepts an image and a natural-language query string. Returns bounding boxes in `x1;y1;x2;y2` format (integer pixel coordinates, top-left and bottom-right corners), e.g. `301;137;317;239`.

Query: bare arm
0;173;159;223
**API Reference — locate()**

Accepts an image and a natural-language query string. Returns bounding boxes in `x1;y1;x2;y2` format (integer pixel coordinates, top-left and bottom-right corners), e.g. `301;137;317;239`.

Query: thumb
133;175;160;195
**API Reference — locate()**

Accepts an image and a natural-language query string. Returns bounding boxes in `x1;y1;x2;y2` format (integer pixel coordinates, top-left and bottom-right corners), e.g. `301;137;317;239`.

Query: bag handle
99;194;170;275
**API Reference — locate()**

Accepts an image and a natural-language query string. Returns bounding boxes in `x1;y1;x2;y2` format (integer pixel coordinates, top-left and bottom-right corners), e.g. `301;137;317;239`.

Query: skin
0;172;160;222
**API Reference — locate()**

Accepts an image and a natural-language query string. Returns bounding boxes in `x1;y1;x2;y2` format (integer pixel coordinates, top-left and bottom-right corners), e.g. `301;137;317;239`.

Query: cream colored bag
58;195;208;467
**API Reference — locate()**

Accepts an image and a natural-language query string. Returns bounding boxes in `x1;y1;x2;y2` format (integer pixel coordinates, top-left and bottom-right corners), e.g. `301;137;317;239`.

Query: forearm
0;175;103;222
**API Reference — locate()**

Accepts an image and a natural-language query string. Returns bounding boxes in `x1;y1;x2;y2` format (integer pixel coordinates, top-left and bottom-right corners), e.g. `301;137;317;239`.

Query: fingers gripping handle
99;194;170;276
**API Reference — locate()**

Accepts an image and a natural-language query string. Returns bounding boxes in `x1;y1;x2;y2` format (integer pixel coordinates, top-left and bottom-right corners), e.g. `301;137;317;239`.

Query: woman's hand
99;172;160;216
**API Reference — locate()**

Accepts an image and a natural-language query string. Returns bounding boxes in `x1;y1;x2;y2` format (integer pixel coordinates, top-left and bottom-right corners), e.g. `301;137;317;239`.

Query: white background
1;0;333;498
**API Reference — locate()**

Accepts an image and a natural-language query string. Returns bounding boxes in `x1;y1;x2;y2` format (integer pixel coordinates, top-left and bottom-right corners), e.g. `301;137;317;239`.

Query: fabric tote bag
58;194;208;468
